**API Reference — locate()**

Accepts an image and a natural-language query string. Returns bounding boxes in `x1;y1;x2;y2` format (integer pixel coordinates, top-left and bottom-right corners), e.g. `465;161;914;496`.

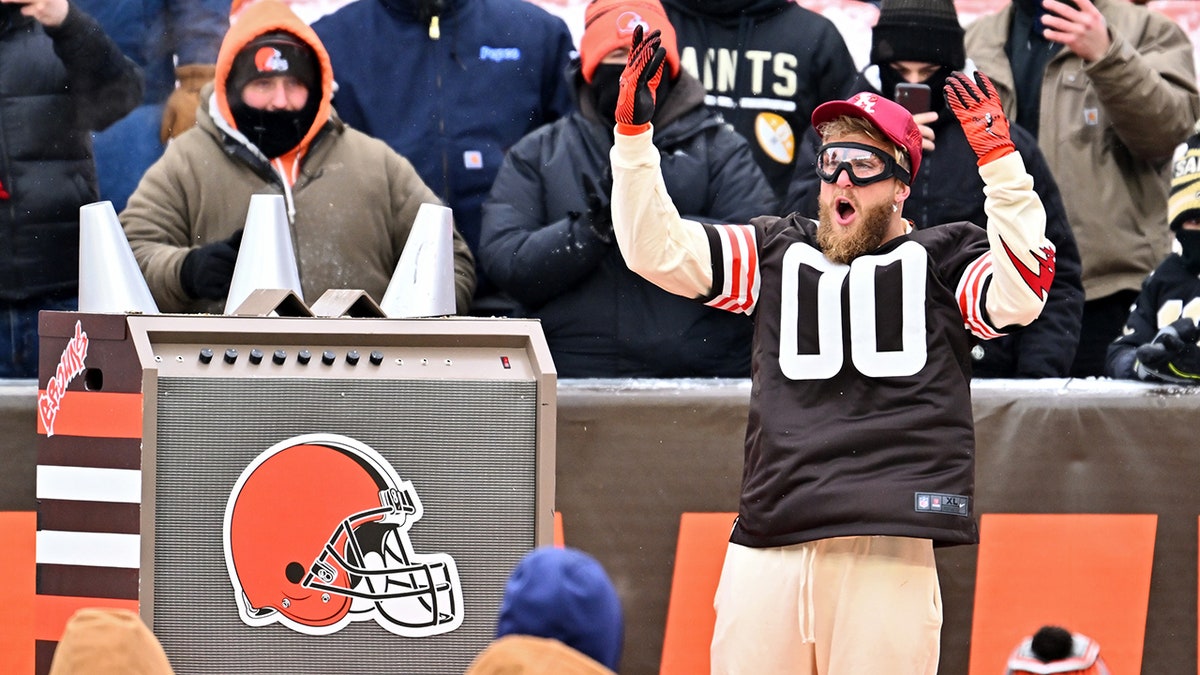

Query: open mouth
833;197;856;226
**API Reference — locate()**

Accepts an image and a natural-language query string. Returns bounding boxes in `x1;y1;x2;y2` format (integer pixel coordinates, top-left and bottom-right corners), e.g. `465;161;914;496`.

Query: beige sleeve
609;127;714;299
980;152;1053;328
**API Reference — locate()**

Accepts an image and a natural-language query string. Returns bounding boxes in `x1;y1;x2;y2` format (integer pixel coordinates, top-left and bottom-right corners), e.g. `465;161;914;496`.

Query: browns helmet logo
253;46;289;75
223;433;463;637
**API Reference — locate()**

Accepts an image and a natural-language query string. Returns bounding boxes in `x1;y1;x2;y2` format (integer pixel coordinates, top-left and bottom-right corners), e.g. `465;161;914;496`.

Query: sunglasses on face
815;142;911;186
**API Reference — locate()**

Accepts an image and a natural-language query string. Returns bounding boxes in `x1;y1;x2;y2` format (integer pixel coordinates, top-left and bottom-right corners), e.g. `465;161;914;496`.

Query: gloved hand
1134;317;1200;384
160;64;216;143
944;70;1015;166
581;169;614;243
616;25;666;135
180;229;243;300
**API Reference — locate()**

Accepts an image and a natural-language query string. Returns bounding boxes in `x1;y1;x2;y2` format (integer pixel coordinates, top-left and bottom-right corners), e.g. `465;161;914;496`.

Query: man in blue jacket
312;0;575;316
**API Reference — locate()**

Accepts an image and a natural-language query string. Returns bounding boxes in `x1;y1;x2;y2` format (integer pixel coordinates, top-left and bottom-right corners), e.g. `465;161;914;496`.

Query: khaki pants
711;536;941;675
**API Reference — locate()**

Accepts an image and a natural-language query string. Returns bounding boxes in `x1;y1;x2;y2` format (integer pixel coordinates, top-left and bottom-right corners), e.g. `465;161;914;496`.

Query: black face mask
230;95;319;159
591;64;625;127
1177;229;1200;275
880;65;956;119
591;63;673;127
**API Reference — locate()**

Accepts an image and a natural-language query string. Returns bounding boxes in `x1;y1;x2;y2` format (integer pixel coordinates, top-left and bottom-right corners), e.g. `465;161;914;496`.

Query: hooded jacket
121;0;475;314
312;0;575;309
784;65;1084;378
479;63;774;377
965;0;1200;301
0;4;143;302
662;0;857;199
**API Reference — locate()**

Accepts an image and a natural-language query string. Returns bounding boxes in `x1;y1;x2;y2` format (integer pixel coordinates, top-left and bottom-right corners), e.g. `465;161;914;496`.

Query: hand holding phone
895;83;931;115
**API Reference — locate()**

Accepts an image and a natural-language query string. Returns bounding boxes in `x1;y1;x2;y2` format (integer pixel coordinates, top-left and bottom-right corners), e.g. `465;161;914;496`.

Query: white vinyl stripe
36;530;141;568
36;465;142;504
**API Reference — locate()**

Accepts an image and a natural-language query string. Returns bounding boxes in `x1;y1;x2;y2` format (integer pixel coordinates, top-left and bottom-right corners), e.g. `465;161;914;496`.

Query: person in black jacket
783;0;1083;378
478;0;774;378
0;0;143;378
662;0;857;201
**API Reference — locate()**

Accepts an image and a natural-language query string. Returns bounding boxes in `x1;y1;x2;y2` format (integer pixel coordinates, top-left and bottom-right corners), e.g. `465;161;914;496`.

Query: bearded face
817;190;895;264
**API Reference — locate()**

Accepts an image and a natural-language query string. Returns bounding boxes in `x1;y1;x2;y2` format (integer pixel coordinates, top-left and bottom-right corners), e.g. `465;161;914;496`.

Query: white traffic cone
381;203;457;318
224;194;303;314
77;201;159;314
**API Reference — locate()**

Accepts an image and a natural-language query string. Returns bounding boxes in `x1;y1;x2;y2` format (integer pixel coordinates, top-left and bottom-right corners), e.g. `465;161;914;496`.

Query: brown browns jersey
703;214;999;548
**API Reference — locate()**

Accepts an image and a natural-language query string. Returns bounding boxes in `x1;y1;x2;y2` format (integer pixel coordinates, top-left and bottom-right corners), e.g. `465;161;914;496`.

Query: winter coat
663;0;857;199
121;0;475;314
74;0;227;104
965;0;1199;301
479;66;775;377
784;65;1084;377
0;4;143;301
311;0;575;305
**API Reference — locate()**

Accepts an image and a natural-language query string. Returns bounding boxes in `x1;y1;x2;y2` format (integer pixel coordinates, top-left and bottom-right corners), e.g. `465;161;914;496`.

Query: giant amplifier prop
34;311;556;674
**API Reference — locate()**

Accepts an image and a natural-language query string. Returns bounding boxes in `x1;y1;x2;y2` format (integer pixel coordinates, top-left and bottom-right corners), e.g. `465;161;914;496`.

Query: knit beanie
1169;132;1200;231
496;546;625;671
580;0;680;83
228;31;319;96
870;0;965;70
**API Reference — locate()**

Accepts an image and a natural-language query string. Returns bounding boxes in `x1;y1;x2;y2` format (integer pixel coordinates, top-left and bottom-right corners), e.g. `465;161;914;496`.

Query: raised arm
946;70;1053;330
610;26;713;300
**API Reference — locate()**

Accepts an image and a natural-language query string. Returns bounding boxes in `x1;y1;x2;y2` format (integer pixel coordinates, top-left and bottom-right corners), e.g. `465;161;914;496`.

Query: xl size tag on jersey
914;492;970;517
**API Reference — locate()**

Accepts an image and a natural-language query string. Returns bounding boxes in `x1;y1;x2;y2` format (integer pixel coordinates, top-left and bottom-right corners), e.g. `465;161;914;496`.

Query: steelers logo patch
755;112;795;164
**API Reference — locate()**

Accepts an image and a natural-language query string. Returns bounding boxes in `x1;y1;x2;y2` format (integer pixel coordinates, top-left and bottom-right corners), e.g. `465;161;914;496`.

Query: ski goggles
815;142;911;186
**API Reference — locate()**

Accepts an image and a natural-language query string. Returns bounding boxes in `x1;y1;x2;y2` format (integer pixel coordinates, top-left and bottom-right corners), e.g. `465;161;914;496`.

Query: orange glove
160;64;216;143
615;26;666;136
944;70;1015;166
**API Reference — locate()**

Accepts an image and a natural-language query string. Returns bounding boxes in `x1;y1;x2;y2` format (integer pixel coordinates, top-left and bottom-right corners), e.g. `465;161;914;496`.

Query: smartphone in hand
895;83;931;115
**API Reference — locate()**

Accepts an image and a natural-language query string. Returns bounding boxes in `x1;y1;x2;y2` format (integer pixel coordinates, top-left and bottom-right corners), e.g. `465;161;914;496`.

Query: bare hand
1039;0;1110;63
2;0;69;28
913;111;939;152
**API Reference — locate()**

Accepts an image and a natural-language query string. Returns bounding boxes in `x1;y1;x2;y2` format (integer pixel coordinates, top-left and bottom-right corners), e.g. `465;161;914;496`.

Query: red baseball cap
812;92;923;181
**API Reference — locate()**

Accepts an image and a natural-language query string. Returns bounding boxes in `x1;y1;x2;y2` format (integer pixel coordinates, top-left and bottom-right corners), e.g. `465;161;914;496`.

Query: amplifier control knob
199;348;213;364
346;350;360;365
369;350;384;365
223;348;238;364
297;349;312;365
273;349;287;365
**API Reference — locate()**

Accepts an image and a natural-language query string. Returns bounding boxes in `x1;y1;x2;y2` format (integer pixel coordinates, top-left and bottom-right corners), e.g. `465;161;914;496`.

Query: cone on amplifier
225;194;303;314
381;203;457;318
78;201;159;314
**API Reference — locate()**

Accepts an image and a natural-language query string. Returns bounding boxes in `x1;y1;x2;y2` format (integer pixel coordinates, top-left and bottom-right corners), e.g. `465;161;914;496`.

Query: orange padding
660;512;736;675
968;513;1156;675
35;595;140;643
553;511;564;548
0;512;35;675
36;391;143;438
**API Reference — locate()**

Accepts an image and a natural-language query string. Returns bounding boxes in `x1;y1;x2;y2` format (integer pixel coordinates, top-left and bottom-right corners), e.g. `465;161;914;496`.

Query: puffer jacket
0;4;142;301
479;64;775;378
965;0;1199;301
121;0;475;314
784;65;1085;377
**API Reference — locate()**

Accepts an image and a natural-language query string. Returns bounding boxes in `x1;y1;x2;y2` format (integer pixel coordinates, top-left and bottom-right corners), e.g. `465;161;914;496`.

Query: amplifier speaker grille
152;376;538;674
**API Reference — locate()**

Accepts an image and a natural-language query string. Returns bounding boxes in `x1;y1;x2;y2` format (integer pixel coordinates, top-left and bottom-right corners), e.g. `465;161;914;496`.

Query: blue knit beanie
496;546;624;671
